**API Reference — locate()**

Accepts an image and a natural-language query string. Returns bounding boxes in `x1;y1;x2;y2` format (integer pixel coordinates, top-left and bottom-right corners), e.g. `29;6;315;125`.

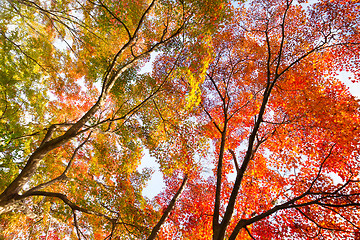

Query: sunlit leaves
1;0;360;239
149;0;360;239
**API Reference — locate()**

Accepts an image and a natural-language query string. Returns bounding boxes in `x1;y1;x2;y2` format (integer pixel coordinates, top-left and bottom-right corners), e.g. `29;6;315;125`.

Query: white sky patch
337;71;360;99
76;76;87;92
6;24;17;32
138;148;165;199
328;172;344;185
53;38;70;52
137;51;164;199
139;52;160;74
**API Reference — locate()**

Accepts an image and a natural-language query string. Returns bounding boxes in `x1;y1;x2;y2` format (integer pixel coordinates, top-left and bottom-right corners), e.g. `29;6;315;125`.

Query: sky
339;71;360;98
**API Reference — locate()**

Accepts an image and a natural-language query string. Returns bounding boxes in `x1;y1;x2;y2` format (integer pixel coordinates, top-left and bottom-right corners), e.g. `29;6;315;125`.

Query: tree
0;0;228;238
1;0;360;239
150;0;360;239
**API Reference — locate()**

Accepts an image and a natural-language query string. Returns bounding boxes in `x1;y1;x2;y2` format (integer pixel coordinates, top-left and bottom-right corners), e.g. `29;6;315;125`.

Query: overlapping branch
0;0;186;216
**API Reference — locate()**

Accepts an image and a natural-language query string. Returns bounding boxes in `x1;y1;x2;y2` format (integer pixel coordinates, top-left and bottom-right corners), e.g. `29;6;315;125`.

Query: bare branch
274;1;291;77
229;149;239;173
25;132;92;193
0;31;48;73
245;226;256;240
73;210;88;240
147;175;188;240
307;144;336;191
200;102;222;133
19;191;113;221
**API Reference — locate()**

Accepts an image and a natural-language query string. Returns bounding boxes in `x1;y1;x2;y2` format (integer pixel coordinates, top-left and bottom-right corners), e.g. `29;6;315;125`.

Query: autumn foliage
0;0;360;239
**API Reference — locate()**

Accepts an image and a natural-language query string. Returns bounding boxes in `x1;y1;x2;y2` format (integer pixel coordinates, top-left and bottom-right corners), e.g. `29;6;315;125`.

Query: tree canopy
1;0;360;239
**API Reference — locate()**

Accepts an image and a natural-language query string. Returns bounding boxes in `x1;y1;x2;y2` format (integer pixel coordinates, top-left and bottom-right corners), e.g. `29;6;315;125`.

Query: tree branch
25;132;92;194
147;175;188;240
229;149;239;173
